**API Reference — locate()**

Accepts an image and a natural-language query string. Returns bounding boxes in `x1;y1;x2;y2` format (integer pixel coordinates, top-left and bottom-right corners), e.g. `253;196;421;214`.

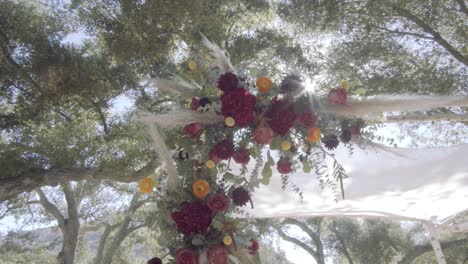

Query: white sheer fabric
245;144;468;225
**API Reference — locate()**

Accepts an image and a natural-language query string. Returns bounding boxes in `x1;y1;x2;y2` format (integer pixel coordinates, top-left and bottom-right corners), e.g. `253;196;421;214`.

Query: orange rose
256;77;272;93
307;127;321;143
139;178;154;194
192;179;210;199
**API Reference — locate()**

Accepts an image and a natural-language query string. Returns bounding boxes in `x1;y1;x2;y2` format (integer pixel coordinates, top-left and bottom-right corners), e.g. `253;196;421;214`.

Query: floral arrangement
140;38;364;264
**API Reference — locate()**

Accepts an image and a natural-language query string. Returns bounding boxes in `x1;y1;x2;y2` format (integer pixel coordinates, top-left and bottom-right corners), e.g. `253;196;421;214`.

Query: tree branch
370;24;434;40
330;224;354;264
455;0;468;15
397;237;468;264
0;157;160;202
36;188;65;229
391;5;468;66
272;225;319;261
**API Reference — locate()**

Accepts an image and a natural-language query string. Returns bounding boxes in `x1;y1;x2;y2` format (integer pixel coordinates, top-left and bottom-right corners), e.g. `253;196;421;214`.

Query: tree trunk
397;238;468;264
96;194;146;264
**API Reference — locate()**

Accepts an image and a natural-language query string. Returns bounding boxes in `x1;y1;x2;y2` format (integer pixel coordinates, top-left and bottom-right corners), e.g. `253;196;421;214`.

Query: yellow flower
206;160;215;169
307;127;321;143
138;178;154;194
256;76;272;93
281;140;291;151
223;235;233;246
188;61;197;71
225;117;235;127
192;179;210;199
341;80;349;90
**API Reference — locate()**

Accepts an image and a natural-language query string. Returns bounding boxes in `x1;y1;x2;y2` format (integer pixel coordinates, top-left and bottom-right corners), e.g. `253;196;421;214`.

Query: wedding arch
139;37;468;264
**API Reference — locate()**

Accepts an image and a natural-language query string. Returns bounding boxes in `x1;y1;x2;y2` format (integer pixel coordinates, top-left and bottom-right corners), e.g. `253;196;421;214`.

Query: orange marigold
192;179;210;199
307;127;321;143
256;77;272;93
139;178;154;194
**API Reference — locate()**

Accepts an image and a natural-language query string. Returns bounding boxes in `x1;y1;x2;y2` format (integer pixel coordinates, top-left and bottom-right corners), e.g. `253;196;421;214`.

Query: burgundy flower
340;129;352;143
171;201;213;236
297;111;317;128
184;123;203;138
231;187;251;207
207;194;230;213
217;72;239;92
349;125;361;135
266;100;296;135
147;257;163;264
221;88;257;127
247;239;260;255
191;97;200;111
323;134;339;150
276;157;292;174
207;245;228;264
328;88;347;105
233;149;250;164
253;122;274;145
209;150;222;164
212;139;235;160
175;248;199;264
280;75;302;94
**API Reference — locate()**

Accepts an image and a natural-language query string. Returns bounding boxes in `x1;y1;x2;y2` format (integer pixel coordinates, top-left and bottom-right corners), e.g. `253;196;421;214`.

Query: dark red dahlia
276;157;292;174
147;257;162;264
328;88;347;105
340;129;352;143
280;74;303;94
297;111;317;128
231;187;251;207
212;139;235;160
217;72;239;92
247;239;260;255
171;201;213;236
266;100;296;135
221;88;257;127
323;134;339;150
233;149;250;164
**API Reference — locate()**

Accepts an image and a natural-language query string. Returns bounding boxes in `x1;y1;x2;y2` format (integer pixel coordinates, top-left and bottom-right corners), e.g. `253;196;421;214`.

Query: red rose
217;72;239;92
212;139;235;160
233;149;250;164
207;245;228;264
176;248;199;264
253;122;274;145
328;88;347;105
207;193;230;213
297;111;317;128
171;202;213;236
221;88;257;127
266;100;296;135
191;97;200;111
277;157;292;174
184;123;203;138
247;239;260;255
